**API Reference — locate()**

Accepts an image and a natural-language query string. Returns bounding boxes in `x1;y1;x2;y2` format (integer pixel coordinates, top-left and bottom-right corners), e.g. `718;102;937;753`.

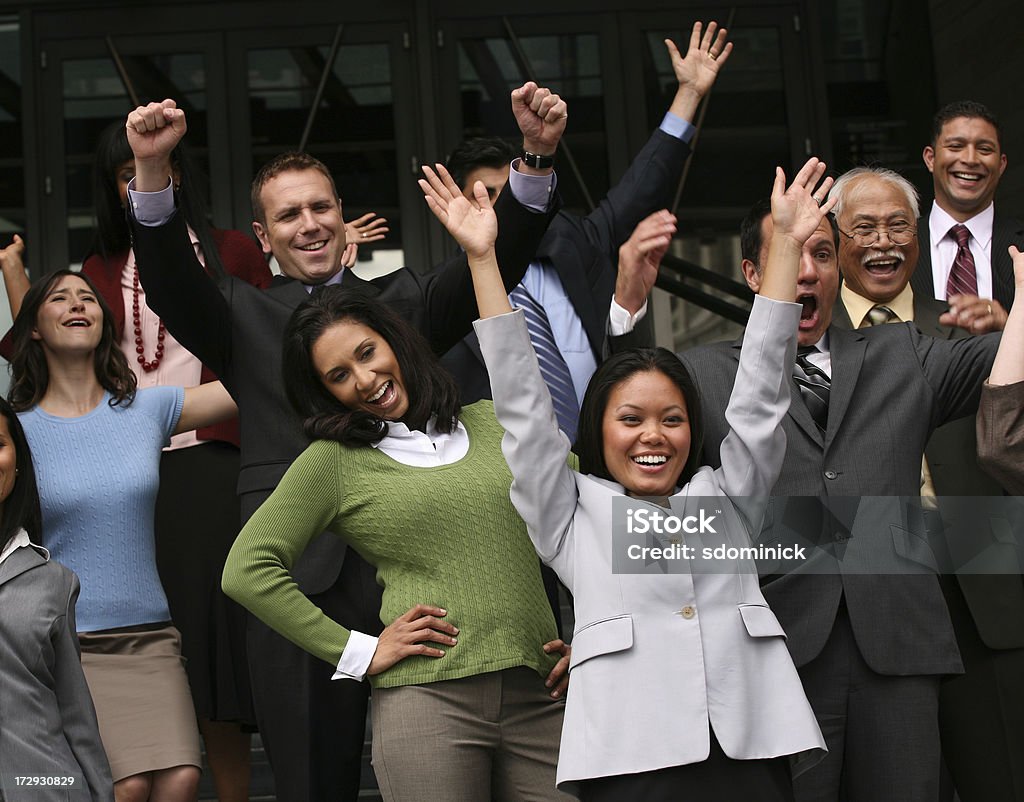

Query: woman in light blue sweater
8;269;236;802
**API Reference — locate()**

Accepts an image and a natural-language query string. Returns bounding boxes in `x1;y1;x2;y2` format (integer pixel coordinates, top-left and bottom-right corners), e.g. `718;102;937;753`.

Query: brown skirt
79;624;201;782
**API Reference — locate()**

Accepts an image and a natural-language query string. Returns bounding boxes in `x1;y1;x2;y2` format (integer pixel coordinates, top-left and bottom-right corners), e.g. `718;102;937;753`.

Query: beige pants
371;667;571;802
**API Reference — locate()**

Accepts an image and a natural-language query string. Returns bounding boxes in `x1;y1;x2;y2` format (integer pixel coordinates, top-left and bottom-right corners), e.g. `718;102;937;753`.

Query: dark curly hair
282;286;461;447
8;270;137;413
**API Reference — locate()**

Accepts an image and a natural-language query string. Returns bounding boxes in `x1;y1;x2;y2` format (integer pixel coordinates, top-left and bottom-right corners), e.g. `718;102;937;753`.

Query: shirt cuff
127;176;176;226
507;160;557;212
331;630;377;682
660;112;697;144
609;297;648;335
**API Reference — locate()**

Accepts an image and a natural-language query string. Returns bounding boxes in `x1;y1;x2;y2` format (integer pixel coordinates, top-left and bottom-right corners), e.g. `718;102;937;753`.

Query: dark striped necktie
946;223;978;298
509;284;579;442
793;345;830;433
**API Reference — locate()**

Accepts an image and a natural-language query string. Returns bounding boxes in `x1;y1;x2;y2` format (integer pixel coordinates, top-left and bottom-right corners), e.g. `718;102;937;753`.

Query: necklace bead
132;265;165;372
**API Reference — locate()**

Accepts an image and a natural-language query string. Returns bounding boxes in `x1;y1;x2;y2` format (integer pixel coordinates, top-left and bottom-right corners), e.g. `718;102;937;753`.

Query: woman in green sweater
222;173;569;802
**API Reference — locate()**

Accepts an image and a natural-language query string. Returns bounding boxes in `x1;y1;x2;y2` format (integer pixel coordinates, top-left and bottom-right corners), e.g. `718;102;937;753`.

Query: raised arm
977;246;1024;491
420;162;578;574
125;100;233;374
417;84;563;354
0;235;30;320
714;159;836;502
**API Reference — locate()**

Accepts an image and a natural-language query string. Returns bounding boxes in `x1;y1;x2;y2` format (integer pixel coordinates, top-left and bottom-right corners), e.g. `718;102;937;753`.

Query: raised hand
770;157;837;246
125;99;186;166
0;234;25;275
341;213;389;268
511;82;568;158
418;163;497;259
614;210;678;314
367;604;459;676
666;20;733;100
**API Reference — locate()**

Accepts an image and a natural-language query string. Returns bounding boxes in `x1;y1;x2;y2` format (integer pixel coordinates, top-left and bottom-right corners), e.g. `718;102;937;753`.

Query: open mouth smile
296;240;328;252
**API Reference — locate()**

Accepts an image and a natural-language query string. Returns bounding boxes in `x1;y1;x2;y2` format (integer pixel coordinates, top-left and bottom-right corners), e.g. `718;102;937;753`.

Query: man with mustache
833;165;1024;802
671;174;1000;801
912;100;1024;335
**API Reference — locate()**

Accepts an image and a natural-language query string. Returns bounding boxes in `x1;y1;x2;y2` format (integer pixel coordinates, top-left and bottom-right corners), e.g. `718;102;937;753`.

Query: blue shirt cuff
126;176;176;226
660;112;696;144
507;161;557;213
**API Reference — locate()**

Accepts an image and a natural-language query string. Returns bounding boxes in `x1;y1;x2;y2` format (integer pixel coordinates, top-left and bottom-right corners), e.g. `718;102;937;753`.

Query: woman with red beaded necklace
1;122;270;802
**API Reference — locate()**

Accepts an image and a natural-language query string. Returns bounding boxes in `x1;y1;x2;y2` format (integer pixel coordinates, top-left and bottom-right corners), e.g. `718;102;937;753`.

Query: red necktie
945;223;978;299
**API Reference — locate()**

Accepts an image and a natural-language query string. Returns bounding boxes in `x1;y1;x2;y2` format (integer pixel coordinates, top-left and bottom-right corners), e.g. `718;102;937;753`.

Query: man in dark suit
441;20;733;412
123;88;562;801
912;100;1024;317
831;165;1024;802
676;197;999;801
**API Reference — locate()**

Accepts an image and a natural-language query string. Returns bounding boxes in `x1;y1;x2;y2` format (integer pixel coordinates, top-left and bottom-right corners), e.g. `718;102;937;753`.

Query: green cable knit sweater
222;401;559;689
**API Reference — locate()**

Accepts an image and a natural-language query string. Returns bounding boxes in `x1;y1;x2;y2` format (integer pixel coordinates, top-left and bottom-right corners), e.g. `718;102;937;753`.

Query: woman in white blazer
420;157;830;799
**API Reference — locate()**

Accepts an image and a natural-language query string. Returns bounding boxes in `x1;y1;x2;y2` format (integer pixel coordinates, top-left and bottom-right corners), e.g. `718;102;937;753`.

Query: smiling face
837;175;920;303
311;319;409;421
252;168;346;285
32;275;102;354
924;116;1007;222
601;370;691;497
743;215;839;347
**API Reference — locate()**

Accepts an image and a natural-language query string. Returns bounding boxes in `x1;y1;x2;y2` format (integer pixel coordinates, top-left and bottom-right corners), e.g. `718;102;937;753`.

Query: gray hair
828;166;920;222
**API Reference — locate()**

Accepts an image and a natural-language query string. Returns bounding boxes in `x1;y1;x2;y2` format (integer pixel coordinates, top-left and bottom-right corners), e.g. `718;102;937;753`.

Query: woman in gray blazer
418;158;833;799
0;398;113;802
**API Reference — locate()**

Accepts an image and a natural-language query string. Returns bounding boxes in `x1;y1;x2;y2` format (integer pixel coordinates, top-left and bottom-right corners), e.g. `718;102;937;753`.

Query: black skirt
154;440;255;726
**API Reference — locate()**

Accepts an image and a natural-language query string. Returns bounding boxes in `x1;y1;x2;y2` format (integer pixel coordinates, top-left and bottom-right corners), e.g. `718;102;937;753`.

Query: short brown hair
250;152;340;225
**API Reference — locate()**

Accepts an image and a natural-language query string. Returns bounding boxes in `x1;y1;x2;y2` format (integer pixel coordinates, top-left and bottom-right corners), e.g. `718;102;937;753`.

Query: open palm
419;164;497;258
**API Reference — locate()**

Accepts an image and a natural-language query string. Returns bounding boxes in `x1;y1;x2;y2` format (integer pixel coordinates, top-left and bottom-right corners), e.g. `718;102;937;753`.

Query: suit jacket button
679;605;696;619
824;470;838;480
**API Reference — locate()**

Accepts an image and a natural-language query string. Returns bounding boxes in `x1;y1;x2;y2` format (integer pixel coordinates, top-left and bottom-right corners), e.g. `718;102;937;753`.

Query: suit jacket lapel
536;223;606;356
912;294;956;340
823;324;865;449
731;337;823;446
0;546;45;588
991;214;1024;308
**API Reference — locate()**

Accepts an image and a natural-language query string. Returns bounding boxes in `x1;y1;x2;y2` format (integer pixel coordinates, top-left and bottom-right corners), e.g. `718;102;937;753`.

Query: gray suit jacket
681;318;999;673
834;294;1024;649
911;210;1024;309
480;299;825;790
0;544;113;801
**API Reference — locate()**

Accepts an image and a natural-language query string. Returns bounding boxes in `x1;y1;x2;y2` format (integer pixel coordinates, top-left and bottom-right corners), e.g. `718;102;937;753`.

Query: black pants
578;730;792;802
246;551;383;802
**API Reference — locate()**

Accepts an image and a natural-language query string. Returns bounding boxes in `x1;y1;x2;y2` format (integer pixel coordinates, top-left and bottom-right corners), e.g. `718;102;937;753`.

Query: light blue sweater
19;387;184;632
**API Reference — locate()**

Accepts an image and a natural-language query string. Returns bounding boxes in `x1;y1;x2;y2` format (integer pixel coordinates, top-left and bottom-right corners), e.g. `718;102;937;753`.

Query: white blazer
477;296;825;794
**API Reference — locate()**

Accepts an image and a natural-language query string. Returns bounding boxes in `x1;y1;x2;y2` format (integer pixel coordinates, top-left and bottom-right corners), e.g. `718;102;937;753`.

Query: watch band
521;150;555;169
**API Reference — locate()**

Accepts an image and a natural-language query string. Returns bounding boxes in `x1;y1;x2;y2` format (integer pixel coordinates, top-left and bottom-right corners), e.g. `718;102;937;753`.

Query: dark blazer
131;188;555;593
834;292;1024;650
0;544;113;801
441;128;690;402
680;319;999;674
79;229;272;447
911;210;1024;309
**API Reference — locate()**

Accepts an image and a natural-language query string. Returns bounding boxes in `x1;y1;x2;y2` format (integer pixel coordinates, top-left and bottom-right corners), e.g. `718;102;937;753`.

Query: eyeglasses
838;222;917;247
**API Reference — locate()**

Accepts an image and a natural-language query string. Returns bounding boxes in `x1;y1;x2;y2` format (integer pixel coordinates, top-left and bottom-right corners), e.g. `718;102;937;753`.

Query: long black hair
8;270;137;413
0;397;43;550
283;287;461;447
574;348;704;490
88;119;224;279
